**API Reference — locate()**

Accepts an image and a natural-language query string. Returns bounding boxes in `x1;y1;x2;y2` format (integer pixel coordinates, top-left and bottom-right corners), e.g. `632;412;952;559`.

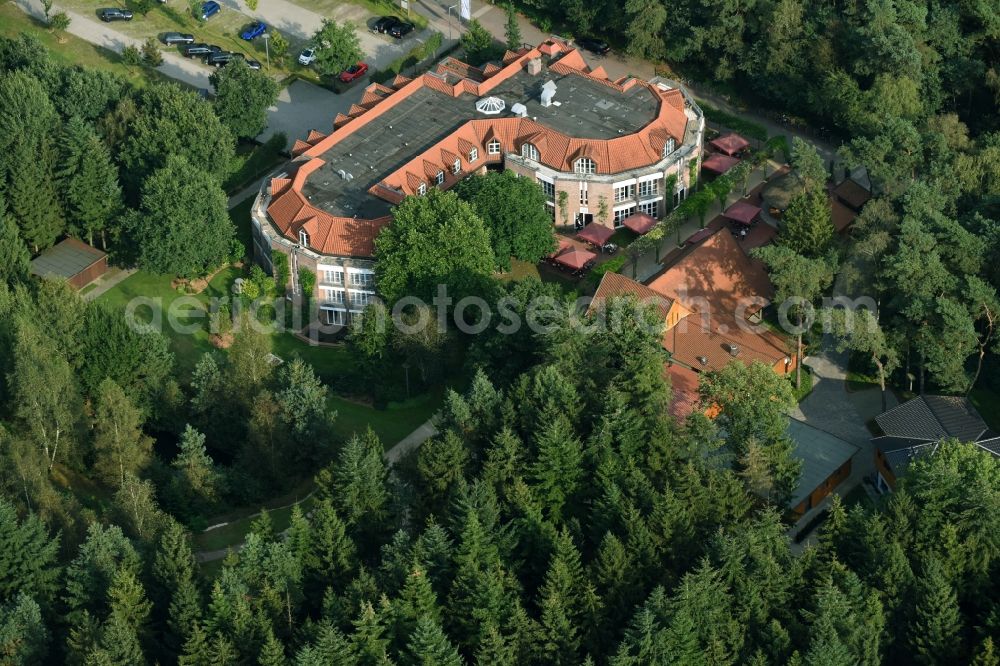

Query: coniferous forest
1;1;1000;663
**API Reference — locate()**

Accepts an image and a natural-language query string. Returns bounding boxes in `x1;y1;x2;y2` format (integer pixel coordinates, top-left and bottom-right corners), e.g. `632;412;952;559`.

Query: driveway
15;0;213;89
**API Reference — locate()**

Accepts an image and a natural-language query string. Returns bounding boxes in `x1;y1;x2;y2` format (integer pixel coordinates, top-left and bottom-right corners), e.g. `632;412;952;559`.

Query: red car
339;62;368;83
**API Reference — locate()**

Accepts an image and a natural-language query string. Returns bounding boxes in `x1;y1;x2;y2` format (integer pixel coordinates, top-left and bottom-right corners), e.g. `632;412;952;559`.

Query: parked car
372;16;399;33
200;1;220;20
162;32;195;45
245;58;262;70
184;43;222;58
241;21;266;40
205;51;236;67
98;8;133;21
575;37;610;55
339;62;368;82
298;48;316;66
387;21;414;38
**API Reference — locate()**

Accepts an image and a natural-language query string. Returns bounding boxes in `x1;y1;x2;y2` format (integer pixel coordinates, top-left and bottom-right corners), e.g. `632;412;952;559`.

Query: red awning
548;237;572;258
553;248;597;270
623;212;657;234
702;154;740;175
722;201;761;225
576;223;615;247
709;133;750;156
684;227;714;246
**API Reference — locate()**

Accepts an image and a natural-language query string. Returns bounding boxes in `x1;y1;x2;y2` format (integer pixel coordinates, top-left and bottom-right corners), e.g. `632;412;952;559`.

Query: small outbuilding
787;418;858;516
30;238;108;289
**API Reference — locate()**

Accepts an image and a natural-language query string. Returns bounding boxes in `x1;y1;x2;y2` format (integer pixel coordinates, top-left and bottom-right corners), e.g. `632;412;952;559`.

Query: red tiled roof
306;129;327;144
664;317;790;372
833;178;871;210
290;139;312;157
667;364;701;420
648;227;773;318
592;272;673;318
333;113;352;129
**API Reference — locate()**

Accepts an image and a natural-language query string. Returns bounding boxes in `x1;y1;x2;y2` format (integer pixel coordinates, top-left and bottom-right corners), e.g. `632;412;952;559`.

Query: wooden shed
30;238;108;289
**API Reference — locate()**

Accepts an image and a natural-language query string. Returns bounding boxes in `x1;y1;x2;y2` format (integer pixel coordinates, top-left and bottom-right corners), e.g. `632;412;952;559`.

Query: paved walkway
82;268;136;301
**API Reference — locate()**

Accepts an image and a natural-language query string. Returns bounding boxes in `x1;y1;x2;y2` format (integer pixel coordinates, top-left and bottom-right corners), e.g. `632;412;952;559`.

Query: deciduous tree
210;60;279;139
310;19;363;78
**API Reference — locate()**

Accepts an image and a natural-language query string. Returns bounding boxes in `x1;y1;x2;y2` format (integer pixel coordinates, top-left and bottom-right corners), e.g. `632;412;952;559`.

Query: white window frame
487;139;501;155
347;269;374;288
349;290;375;308
320;267;344;285
614;183;636;203
662;137;676;158
638;199;660;218
298;230;309;246
638;178;659;198
579;181;588;205
435;170;445;186
574;157;595;174
521;143;539;161
468;147;478;162
417;182;427;195
538;178;555;200
320;287;346;304
321;307;347;326
613;204;636;228
452;158;461;175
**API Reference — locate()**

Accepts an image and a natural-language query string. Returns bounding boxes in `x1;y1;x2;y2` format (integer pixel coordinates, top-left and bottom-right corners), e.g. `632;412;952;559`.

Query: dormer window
521;143;539;161
574;157;595;174
417;182;427;195
435;170;445;185
662;137;676;158
298;230;309;247
487;139;501;155
469;147;478;162
452;158;461;174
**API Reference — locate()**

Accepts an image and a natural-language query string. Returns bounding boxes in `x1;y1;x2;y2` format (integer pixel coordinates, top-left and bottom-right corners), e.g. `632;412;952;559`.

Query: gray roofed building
786;418;859;514
872;395;999;489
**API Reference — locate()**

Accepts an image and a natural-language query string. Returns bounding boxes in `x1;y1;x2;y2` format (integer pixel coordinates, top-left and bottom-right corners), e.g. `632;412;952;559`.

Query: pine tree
474;623;516;666
0;202;30;285
56;116;122;247
972;637;999;666
257;627;287;666
530;415;583;522
503;4;521;50
308;498;357;590
0;500;61;603
404;617;463;666
392;564;440;651
92;378;153;488
152;519;201;651
172;424;220;512
7;140;63;253
178;624;212;666
907;558;963;664
351;601;391;665
779;187;834;257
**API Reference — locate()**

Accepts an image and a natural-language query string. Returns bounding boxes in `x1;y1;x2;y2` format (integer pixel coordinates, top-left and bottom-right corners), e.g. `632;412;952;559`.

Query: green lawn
96;267;240;381
193;495;316;552
224;141;286;196
500;259;580;295
229;195;255;251
0;3;172;88
329;389;441;445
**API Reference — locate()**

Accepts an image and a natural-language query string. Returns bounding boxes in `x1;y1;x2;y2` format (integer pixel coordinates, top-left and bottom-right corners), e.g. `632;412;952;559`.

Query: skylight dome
475;97;505;114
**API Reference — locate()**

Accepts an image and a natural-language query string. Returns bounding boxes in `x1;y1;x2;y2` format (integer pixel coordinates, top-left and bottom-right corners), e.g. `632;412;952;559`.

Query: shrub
229;238;246;264
587;255;627;288
49;11;71;33
121;45;143;66
268;30;289;60
700;102;768;142
141;37;163;67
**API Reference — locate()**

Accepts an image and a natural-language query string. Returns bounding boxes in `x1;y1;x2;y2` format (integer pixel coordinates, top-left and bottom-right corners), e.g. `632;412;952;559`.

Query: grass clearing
193;495;316;552
500;259;580;295
225;138;287;195
329;389;441;445
0;4;171;87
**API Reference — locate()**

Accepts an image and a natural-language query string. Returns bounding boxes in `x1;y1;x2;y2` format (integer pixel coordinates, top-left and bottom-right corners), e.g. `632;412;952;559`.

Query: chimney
727;343;740;357
540;80;557;107
526;57;542;76
697;356;708;366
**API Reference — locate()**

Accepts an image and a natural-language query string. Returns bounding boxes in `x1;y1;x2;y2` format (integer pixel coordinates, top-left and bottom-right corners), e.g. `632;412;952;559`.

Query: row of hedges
586;254;627;288
700;102;769;142
369;31;446;84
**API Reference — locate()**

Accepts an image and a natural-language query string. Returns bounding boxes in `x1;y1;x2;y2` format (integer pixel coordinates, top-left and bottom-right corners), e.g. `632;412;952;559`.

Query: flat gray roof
787;418;859;508
30;238;105;280
300;62;660;218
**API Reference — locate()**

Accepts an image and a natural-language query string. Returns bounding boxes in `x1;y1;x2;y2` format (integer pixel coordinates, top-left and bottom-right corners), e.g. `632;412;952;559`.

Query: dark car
245;58;262;70
162;32;195;45
575;37;610;55
205;51;236;67
98;8;133;21
371;16;399;33
241;21;267;40
387;20;414;38
200;0;220;20
184;43;222;58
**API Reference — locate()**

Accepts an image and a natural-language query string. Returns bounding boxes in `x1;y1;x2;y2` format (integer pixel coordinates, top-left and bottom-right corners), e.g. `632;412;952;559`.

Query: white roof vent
540;80;557;107
511;102;528;118
475;97;505;114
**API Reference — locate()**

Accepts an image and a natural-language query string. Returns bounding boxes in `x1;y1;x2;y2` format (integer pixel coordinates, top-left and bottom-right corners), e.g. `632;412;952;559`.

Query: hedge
700;102;769;142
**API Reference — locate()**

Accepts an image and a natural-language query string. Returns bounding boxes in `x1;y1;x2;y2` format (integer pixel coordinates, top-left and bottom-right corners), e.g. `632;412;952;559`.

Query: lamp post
447;4;456;41
262;32;270;71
